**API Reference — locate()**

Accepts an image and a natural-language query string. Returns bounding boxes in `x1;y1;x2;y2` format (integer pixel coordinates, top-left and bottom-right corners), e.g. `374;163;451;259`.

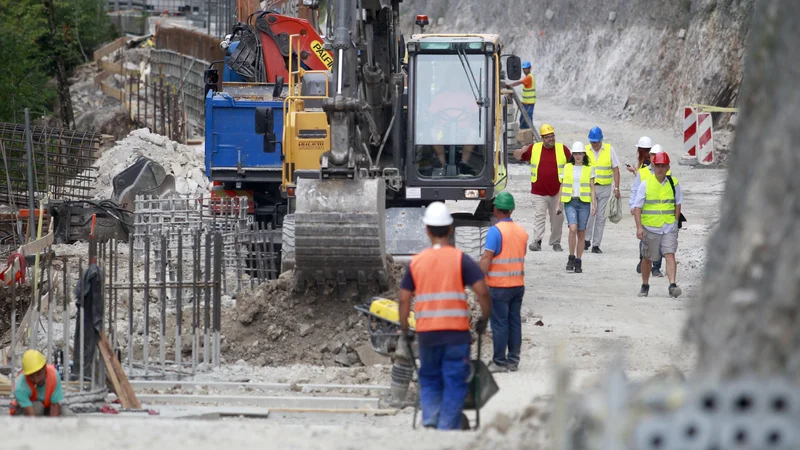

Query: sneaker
552;243;563;252
529;240;542;251
636;260;642;274
566;255;575;271
591;246;603;254
652;269;664;278
638;284;650;297
584;240;591;251
669;284;682;298
573;258;583;274
487;362;509;373
509;364;519;372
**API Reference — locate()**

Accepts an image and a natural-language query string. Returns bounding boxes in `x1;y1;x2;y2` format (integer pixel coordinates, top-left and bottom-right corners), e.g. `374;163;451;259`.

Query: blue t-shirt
400;251;485;347
14;371;64;408
485;218;514;255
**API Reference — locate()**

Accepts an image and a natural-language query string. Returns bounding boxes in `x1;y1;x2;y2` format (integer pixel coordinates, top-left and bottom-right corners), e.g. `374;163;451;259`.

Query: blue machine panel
204;91;284;177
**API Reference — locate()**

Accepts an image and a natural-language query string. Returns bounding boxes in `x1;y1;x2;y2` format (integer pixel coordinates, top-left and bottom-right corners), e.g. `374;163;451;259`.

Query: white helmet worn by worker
637;136;653;149
570;141;585;154
650;144;664;155
423;202;453;226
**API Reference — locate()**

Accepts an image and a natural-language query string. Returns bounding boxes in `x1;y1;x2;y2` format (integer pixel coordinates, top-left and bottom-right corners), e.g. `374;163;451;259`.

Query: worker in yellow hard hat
9;349;72;417
513;124;570;252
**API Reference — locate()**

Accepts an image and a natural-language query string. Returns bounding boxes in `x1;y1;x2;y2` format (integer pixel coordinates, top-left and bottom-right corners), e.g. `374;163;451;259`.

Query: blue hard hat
522;61;531;69
588;126;603;142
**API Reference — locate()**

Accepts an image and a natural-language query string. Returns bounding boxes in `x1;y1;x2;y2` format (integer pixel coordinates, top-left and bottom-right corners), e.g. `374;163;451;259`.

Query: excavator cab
404;34;520;223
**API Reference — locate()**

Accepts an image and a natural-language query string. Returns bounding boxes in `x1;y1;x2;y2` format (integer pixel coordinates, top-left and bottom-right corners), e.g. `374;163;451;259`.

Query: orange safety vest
9;364;58;415
486;221;528;288
409;245;470;333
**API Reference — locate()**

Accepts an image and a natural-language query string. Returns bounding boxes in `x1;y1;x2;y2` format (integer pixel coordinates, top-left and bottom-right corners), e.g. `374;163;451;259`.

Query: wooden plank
98;59;140;77
94;70;113;87
18;230;54;257
100;83;125;102
98;331;141;409
93;36;131;62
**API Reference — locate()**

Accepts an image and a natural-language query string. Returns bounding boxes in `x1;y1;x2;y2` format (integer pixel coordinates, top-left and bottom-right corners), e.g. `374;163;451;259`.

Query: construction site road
0;99;726;449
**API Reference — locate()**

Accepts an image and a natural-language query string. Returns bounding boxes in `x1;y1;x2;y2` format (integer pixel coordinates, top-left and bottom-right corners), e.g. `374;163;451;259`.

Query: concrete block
355;343;391;366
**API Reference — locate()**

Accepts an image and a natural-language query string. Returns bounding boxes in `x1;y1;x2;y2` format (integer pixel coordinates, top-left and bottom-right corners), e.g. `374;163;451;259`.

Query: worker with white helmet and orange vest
479;192;528;373
513;124;570;252
632;151;683;298
399;202;491;430
10;349;73;416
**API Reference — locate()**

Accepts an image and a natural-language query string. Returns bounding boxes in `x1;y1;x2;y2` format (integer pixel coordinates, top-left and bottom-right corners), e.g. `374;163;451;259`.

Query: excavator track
291;177;389;294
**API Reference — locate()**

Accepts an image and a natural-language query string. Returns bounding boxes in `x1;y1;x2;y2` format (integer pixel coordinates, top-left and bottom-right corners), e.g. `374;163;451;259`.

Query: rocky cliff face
401;0;754;130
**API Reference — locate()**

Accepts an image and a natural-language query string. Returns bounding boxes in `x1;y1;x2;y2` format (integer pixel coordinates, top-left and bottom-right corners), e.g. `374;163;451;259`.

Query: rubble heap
91;128;209;199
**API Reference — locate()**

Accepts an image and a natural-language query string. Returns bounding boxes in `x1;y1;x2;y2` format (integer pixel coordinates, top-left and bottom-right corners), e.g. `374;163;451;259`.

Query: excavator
205;0;522;293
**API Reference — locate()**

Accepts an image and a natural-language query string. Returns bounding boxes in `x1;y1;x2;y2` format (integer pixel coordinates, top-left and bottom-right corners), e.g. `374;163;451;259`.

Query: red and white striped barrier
680;106;715;165
696;112;714;165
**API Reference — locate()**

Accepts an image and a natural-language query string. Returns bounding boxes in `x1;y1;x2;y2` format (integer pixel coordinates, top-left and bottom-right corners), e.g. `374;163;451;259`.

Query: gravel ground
1;98;726;449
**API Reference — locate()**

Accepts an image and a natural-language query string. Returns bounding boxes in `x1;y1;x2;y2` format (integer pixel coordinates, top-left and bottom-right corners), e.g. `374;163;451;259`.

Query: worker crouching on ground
514;124;570;252
479;192;528;373
398;202;491;430
632;152;683;298
584;127;621;254
558;142;597;273
10;349;73;417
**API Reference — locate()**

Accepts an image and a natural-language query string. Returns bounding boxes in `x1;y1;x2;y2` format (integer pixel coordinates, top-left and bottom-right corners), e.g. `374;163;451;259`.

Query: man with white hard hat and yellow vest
10;349;72;416
479;192;528;373
514;124;570;252
399;201;491;430
584;126;621;254
632;151;683;298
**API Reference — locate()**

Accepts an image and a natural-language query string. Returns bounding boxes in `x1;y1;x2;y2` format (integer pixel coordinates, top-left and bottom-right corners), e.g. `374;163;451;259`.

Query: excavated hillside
402;0;754;130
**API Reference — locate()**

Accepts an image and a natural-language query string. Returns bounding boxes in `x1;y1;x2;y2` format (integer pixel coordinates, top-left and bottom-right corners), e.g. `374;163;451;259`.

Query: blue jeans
519;104;535;129
418;343;471;430
489;286;524;367
639;240;663;271
564;198;591;231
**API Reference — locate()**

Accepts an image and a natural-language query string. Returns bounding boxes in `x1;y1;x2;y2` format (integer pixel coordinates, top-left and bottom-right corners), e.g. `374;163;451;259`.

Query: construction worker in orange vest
10;349;72;416
479;192;528;373
399;202;491;430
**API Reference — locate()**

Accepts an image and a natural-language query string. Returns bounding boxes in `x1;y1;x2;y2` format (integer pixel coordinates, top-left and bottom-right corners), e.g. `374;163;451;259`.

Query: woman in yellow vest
557;142;597;273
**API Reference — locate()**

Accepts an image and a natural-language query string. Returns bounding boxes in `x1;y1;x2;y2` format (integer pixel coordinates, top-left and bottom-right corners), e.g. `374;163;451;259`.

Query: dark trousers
489;286;524;367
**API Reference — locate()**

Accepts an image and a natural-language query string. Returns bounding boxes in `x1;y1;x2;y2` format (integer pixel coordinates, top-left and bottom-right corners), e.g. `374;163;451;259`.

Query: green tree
0;0;117;124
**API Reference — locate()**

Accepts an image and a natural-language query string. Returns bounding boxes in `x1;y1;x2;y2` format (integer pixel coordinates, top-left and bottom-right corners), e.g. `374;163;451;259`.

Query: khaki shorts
641;228;678;260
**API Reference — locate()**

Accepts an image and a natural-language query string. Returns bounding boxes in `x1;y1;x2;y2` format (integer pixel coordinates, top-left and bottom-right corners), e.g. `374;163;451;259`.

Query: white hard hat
423;202;453;226
649;144;664;154
637;136;653;149
570;141;586;153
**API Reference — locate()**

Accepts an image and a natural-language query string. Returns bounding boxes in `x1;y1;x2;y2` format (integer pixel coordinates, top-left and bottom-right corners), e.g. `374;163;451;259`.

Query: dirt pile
224;262;407;367
90;128;209;199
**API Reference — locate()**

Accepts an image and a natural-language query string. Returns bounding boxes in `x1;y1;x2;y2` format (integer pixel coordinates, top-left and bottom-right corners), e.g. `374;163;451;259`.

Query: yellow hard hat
540;124;555;136
22;349;46;376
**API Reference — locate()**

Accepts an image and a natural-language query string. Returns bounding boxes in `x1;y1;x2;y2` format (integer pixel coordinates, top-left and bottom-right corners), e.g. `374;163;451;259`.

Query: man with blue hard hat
505;61;536;131
584;126;621;254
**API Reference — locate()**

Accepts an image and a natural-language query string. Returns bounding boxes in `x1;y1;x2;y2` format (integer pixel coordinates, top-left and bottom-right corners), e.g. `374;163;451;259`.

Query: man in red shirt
513;124;571;251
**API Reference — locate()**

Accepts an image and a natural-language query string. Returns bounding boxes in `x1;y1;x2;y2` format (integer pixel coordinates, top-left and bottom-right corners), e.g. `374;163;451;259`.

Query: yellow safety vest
522;74;536;104
641;176;678;228
560;163;593;203
639;165;672;182
530;142;567;183
586;143;613;185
